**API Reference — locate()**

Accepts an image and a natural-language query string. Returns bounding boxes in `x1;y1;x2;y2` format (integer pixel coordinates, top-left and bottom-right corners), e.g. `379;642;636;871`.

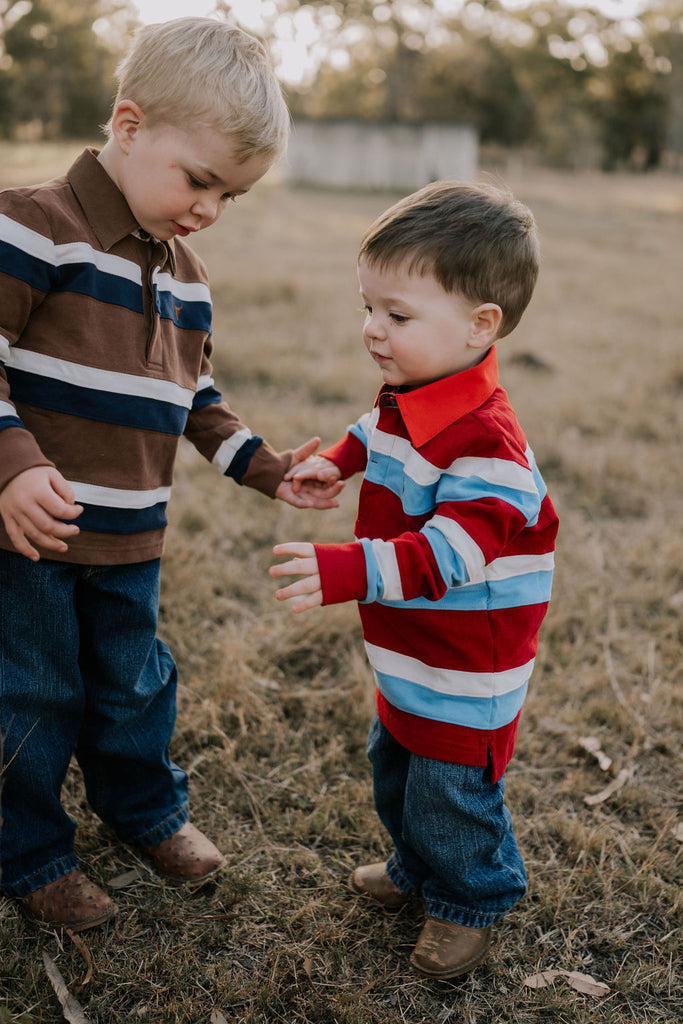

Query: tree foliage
0;0;680;169
0;0;137;139
282;0;682;170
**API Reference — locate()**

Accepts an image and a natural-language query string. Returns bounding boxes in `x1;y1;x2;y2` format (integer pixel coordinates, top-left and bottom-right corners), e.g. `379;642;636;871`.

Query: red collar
384;347;499;448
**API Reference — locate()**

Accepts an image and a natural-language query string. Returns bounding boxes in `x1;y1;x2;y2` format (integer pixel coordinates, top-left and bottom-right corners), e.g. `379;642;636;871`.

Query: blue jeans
367;714;527;929
0;550;189;897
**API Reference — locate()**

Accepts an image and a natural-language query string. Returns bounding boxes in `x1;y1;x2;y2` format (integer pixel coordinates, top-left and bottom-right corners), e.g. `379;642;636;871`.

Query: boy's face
358;259;494;388
115;119;272;241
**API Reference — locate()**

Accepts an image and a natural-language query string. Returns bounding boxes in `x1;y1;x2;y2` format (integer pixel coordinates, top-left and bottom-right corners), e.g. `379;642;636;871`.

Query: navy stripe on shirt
74;501;168;535
0;242;143;312
7;368;190;435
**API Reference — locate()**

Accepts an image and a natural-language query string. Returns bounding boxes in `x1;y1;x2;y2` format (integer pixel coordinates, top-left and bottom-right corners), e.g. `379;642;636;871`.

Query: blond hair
358;181;540;338
107;17;289;162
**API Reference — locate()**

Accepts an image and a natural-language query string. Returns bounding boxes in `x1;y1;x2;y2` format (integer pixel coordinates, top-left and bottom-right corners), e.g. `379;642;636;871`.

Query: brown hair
358;180;540;337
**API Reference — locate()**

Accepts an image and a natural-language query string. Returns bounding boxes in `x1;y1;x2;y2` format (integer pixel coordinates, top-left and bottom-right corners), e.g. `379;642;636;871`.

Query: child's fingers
274;574;319;599
272;542;315;558
269;556;318;579
3;517;41;561
290;591;323;613
289;436;320;467
274;576;323;612
3;513;77;560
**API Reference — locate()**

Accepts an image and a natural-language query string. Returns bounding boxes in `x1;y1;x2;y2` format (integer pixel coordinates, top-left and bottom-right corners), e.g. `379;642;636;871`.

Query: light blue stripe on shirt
376;569;554;611
374;669;529;729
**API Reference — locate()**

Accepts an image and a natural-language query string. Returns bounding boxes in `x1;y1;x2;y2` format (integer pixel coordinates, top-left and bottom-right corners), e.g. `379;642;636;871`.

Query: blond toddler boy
0;18;340;930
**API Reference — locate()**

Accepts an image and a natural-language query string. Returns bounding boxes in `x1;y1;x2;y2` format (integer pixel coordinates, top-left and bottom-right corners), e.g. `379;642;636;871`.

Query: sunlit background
1;1;681;177
129;0;655;85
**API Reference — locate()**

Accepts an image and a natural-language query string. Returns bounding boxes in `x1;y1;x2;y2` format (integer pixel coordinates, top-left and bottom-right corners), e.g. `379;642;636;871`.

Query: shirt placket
145;239;169;369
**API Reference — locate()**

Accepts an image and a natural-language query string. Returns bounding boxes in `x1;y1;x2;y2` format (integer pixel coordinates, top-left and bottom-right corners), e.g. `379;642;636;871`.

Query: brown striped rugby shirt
0;148;291;564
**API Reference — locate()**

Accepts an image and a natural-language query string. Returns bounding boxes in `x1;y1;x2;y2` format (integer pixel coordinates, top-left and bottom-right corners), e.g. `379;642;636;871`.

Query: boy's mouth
171;221;191;237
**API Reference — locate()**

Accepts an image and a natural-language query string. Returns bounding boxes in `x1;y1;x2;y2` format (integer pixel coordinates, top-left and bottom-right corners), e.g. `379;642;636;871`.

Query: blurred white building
284;119;478;189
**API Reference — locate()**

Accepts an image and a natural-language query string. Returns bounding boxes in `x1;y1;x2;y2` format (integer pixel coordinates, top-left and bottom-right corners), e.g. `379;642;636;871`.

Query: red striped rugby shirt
315;348;558;781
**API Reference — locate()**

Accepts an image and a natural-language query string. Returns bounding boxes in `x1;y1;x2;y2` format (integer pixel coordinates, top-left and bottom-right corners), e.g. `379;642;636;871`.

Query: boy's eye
390;313;408;324
188;175;238;203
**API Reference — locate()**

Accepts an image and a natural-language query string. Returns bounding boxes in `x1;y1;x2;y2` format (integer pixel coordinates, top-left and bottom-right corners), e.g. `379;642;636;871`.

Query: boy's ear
470;303;503;349
110;100;147;153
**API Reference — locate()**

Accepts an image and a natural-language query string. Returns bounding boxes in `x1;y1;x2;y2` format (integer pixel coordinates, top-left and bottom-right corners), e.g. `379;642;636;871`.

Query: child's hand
285;454;341;490
0;466;83;561
275;437;343;508
270;542;322;612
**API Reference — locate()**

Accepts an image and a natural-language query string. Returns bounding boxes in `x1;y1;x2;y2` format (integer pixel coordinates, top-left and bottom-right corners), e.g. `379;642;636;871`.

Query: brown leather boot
410;916;491;978
18;869;117;931
348;862;411;910
144;822;225;884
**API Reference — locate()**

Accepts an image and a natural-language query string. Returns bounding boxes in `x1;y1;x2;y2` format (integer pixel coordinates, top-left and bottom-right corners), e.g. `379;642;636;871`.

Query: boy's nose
190;195;221;225
364;316;386;342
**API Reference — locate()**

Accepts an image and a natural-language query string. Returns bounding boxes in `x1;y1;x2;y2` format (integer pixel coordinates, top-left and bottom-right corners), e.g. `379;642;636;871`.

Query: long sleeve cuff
240;441;292;498
319;432;367;480
314;541;369;605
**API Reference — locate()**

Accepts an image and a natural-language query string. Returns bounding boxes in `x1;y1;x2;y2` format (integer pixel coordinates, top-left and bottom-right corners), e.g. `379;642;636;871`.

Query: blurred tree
0;0;137;139
281;0;679;171
267;0;448;120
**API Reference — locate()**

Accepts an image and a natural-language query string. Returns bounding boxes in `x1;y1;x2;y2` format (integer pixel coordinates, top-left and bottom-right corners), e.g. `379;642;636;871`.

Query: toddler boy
0;18;339;930
270;181;559;978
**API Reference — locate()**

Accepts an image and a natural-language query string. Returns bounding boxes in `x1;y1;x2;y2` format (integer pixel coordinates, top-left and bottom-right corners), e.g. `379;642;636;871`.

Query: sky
129;1;316;82
131;0;649;25
132;1;259;30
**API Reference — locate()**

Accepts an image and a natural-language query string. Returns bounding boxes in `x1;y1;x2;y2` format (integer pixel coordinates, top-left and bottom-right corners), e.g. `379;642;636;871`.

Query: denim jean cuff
386;854;419;895
423;895;513;929
128;804;189;848
1;853;79;898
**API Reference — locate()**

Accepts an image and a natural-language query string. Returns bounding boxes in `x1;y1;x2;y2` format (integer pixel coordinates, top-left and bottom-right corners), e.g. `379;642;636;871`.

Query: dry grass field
0;142;681;1023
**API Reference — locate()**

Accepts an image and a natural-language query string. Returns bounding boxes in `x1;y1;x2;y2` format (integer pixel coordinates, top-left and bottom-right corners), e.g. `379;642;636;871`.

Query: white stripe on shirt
154;272;211;305
368;428;536;494
482;551;555;582
0;215;142;284
211;428;253;472
6;348;195;408
368;538;405;601
365;641;535;698
69;480;171;509
426;514;487;582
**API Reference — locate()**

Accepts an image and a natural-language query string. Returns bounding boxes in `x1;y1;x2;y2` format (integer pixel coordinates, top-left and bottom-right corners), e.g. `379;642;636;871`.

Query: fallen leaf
564;970;611;996
42;952;93;1024
210;1012;228;1024
672;822;683;842
108;868;143;889
584;766;633;805
523;968;610;996
523;969;562;988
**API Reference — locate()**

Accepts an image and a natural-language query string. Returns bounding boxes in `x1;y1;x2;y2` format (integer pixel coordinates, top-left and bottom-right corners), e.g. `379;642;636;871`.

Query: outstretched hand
270;542;322;613
275;437;343;509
